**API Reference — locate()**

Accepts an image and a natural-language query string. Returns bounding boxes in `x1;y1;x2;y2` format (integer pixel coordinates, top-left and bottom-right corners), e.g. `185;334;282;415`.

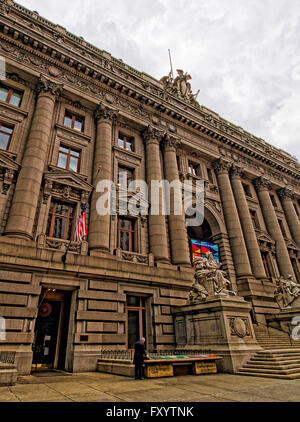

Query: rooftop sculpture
160;69;200;108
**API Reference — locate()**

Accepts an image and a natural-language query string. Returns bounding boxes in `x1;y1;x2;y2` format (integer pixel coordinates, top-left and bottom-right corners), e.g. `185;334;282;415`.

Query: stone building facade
0;0;299;375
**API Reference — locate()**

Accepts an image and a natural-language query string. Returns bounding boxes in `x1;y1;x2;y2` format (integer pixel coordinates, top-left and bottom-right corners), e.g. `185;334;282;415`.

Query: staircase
237;324;300;379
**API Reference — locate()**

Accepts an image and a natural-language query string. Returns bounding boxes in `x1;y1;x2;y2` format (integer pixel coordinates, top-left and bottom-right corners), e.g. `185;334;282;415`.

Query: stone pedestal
172;296;262;373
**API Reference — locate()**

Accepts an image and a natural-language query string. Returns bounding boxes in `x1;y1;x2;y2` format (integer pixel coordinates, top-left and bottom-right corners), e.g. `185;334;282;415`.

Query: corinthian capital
35;75;63;98
162;133;181;151
142;125;164;145
212;158;231;175
230;164;244;178
253;176;271;192
95;103;119;122
277;187;294;201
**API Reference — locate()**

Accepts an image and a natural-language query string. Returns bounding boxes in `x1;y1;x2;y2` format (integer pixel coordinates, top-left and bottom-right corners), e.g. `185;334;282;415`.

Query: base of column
3;231;33;241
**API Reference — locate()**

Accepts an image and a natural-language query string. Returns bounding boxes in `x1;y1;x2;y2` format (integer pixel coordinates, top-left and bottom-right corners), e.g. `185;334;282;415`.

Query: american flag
76;205;87;242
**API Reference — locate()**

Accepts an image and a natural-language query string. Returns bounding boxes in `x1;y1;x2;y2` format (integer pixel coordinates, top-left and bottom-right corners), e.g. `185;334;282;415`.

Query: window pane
57;153;67;169
69;156;78;172
0;133;10;150
118;138;124;148
120;219;130;230
64;115;72;128
74;119;82;131
53;216;66;239
127;311;140;349
59;146;69;153
1;126;13;134
127;296;140;307
0;87;8;102
126;141;133;151
71;150;80;157
9;93;21;107
120;231;130;250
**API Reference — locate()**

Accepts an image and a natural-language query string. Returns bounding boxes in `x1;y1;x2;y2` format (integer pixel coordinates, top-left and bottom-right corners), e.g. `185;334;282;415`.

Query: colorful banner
191;240;219;264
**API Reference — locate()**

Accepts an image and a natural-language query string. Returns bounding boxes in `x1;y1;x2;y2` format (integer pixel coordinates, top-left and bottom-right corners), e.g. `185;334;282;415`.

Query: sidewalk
0;371;300;402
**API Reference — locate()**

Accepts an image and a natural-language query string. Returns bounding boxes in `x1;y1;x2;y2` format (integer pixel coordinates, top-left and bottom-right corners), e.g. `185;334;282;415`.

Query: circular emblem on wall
39;302;52;318
233;318;247;338
48;66;61;77
105;93;115;104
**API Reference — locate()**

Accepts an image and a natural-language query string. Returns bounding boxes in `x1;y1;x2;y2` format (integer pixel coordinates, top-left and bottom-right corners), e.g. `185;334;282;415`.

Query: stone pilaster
143;125;169;263
4;75;63;239
212;159;253;279
89;104;118;252
230;165;267;279
254;177;295;277
162;133;191;266
277;188;300;247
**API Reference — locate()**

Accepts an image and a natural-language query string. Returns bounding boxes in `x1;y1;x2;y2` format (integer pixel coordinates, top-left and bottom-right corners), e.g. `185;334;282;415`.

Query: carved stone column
230;166;267;279
277;187;300;247
143;126;169;263
89;104;118;252
5;75;63;239
254;177;295;277
212;159;253;278
162;134;191;266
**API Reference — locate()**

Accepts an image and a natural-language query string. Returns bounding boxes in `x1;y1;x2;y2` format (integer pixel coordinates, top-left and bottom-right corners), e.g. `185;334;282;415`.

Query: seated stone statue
186;253;236;304
274;275;300;309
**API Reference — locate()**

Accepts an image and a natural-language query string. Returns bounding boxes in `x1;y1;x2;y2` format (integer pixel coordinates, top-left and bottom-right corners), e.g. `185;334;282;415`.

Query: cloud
18;0;300;160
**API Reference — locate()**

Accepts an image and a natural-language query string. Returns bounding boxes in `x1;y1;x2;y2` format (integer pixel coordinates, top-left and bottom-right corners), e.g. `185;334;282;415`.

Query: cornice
0;6;299;180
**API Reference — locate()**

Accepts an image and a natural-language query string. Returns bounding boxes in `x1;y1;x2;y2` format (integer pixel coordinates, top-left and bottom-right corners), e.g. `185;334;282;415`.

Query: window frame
249;209;260;230
118;217;137;252
261;251;274;278
0;122;13;151
63;111;84;132
57;145;81;172
118;133;134;152
46;200;76;241
0;84;23;107
188;162;200;177
118;165;135;189
125;295;147;350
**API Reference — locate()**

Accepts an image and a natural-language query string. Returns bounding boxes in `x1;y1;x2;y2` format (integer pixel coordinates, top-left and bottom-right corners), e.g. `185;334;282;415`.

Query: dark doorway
32;289;71;371
125;295;147;350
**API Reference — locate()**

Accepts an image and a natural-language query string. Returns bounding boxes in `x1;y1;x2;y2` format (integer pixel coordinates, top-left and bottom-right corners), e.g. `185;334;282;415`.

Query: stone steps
237;348;300;380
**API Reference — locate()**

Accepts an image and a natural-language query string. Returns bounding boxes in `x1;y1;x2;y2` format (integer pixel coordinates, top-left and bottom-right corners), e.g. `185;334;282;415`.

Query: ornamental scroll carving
36;75;63;98
95;103;119;122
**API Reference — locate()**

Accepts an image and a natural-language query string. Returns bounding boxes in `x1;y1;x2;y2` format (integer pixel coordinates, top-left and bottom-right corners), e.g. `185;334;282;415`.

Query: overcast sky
18;0;300;161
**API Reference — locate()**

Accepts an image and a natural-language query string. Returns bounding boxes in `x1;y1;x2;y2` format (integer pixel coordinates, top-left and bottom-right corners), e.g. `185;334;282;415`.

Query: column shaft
213;159;253;278
143;126;169;263
162;135;190;266
278;188;300;246
254;178;295;277
230;168;266;278
5;76;62;239
89;105;118;252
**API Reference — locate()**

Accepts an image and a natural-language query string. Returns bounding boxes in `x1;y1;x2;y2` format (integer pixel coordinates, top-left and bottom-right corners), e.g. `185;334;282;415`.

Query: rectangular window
243;183;252;198
261;251;274;278
118;165;134;189
46;200;75;240
188;162;200;177
270;194;278;208
0;85;22;107
118;134;134;152
207;168;214;184
0;123;13;150
125;295;146;350
118;217;136;252
249;209;260;230
57;145;80;172
278;219;287;238
63;111;84;132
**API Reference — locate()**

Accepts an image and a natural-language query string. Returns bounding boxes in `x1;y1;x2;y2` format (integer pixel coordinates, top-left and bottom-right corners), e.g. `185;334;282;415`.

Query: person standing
133;337;147;380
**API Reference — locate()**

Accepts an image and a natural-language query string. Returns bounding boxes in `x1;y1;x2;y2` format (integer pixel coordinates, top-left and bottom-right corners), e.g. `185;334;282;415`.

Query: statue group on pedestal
187;252;236;304
274;275;300;309
160;69;200;108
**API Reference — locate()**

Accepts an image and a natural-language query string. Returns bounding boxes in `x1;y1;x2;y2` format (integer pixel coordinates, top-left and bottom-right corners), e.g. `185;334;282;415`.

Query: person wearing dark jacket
133;337;147;380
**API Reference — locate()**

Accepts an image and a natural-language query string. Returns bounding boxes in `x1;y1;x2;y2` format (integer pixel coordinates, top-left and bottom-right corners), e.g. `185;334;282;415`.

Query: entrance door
32;289;71;371
125;295;147;350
